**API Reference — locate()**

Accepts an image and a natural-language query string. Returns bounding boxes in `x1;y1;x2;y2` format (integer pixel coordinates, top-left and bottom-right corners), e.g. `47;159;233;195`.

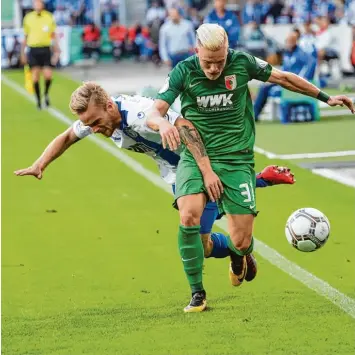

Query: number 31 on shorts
239;182;255;209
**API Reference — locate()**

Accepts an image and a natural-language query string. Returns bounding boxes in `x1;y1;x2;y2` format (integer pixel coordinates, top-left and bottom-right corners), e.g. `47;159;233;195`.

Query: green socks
178;225;204;293
227;236;254;256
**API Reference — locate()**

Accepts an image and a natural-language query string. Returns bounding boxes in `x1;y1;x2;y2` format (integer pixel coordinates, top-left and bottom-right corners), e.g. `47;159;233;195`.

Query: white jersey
72;95;182;184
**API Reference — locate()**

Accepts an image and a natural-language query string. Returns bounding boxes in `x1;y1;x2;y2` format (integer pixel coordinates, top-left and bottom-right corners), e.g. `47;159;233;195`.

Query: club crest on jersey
225;75;236;90
137;111;145;119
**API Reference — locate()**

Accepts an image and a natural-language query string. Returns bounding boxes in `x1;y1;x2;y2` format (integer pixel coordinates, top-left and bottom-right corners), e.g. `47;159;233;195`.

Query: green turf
2;75;355;355
255;117;355;154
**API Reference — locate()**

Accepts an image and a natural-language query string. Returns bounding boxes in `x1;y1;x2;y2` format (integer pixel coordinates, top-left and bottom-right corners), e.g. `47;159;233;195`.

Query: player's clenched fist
159;120;181;150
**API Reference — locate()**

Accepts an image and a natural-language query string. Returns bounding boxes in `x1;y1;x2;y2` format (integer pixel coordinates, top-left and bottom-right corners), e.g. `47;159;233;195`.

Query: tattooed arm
175;118;224;201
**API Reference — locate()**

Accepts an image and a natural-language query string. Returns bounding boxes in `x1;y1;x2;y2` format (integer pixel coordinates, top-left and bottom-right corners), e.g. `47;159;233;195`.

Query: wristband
317;91;330;103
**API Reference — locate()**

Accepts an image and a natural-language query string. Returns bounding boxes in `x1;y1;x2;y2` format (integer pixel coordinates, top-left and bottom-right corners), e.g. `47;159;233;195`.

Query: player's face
196;44;228;80
79;100;119;137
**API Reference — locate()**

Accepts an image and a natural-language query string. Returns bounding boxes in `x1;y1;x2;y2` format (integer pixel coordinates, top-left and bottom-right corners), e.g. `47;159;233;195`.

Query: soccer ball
285;208;330;252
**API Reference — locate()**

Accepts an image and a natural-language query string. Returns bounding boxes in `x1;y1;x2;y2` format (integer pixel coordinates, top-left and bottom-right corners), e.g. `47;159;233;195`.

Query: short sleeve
72;120;93;139
156;64;185;105
242;53;273;82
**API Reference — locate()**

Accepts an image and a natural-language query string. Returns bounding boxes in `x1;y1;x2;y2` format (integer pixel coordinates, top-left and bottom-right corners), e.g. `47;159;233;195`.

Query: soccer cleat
245;253;257;282
257;165;295;185
184;291;207;313
229;252;247;286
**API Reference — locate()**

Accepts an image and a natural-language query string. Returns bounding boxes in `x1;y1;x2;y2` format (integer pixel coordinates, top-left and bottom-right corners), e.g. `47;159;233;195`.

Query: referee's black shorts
28;46;52;68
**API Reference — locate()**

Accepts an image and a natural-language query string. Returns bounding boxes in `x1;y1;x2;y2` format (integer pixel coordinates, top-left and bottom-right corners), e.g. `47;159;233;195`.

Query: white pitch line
312;168;355;188
254;146;355;160
4;76;355;319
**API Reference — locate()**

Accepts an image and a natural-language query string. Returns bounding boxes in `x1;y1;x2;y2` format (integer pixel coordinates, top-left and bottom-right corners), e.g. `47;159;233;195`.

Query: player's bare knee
231;230;252;251
180;210;201;227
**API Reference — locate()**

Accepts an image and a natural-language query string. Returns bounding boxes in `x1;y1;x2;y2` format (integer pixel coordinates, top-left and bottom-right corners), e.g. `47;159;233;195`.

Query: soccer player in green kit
147;23;355;313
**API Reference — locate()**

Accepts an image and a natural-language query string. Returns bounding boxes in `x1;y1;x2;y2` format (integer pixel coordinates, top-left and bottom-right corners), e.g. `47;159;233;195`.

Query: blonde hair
196;24;228;51
69;81;110;115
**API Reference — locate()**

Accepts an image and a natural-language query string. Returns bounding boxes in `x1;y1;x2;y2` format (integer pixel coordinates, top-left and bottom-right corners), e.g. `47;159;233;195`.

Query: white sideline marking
254;146;355;160
312;168;355;188
4;76;355;319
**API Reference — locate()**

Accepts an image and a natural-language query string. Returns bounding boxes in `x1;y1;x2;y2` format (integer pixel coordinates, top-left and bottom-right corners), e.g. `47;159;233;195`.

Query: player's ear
106;99;114;111
195;47;199;55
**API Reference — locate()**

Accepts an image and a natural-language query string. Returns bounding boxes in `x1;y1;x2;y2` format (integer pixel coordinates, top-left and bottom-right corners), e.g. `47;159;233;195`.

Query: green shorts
175;158;257;215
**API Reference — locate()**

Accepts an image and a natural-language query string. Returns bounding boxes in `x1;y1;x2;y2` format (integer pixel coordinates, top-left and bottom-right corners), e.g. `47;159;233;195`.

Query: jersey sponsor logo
197;93;233;111
225;75;236;90
137;111;145;119
158;76;170;93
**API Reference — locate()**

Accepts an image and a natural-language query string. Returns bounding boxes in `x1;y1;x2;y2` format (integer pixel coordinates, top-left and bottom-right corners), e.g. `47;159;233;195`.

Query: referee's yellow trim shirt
23;10;56;47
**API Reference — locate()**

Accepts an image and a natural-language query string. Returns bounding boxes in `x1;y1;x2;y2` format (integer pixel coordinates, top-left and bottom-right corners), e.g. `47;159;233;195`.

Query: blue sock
256;177;270;188
208;232;230;258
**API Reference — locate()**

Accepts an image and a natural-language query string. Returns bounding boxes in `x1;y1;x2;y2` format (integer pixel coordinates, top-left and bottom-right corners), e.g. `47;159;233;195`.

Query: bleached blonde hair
69;81;110;115
196;24;228;51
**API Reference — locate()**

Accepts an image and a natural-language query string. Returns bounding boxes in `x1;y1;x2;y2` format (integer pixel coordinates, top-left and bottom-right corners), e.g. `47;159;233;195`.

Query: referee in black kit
21;0;60;110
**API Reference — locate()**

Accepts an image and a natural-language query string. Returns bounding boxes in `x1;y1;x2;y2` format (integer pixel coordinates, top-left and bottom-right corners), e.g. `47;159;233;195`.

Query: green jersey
157;49;272;164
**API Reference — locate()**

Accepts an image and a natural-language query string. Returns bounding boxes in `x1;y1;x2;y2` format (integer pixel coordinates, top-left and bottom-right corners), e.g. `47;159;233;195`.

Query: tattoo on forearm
177;125;207;159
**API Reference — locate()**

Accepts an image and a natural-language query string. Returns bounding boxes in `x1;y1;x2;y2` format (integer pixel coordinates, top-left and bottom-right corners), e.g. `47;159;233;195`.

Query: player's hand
159;120;180;150
327;95;355;114
203;170;224;202
14;165;44;179
257;165;295;185
164;60;171;67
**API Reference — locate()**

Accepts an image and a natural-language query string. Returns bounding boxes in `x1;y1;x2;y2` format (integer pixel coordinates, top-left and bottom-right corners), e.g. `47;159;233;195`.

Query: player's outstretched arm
174;118;224;202
146;99;180;150
267;68;355;114
14;127;80;179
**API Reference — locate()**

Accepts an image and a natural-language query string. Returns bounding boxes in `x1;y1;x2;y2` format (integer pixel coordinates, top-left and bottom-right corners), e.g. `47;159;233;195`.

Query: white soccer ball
285;208;330;252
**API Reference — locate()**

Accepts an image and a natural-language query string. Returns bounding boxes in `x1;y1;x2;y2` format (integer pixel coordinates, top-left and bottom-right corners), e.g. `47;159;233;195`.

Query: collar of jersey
115;99;128;130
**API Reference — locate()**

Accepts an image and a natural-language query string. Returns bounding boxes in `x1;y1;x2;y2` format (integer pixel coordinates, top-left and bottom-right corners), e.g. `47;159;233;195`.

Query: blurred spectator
343;0;355;25
146;1;166;25
242;0;266;25
82;22;101;60
54;4;72;25
101;3;118;27
314;16;338;62
263;0;284;23
43;0;55;12
312;0;336;23
109;20;127;61
254;30;317;120
7;35;22;69
189;0;208;11
188;7;204;29
287;0;312;24
351;26;355;69
135;26;155;61
204;0;240;48
159;7;195;68
241;21;268;58
19;0;33;20
298;22;318;59
149;18;164;65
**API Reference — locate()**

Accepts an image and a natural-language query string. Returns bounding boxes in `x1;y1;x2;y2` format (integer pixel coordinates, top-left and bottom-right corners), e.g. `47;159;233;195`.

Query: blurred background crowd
2;0;355;84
